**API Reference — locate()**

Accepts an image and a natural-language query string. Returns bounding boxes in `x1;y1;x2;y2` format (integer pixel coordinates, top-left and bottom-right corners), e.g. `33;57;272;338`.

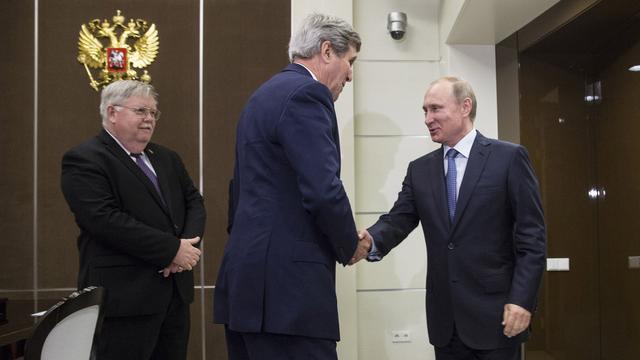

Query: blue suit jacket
214;64;358;341
369;132;546;349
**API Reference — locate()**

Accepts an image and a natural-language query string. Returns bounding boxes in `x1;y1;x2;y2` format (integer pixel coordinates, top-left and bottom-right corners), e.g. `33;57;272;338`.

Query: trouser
97;291;190;360
435;327;521;360
225;327;338;360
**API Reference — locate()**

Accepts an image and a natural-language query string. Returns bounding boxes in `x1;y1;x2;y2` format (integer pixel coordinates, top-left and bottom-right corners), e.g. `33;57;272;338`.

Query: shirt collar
443;128;477;159
295;63;318;81
104;128;143;157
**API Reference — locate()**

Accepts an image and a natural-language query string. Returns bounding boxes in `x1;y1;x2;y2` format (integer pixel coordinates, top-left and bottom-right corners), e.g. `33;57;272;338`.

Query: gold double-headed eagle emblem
77;10;159;91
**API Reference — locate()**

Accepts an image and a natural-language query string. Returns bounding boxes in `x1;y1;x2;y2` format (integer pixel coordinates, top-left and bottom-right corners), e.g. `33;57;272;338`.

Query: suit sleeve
368;162;421;258
226;160;239;234
171;151;206;241
507;146;546;311
276;82;358;265
61;149;180;268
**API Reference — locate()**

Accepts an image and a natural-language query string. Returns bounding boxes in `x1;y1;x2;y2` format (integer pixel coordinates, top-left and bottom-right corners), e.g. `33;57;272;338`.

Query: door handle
587;187;606;199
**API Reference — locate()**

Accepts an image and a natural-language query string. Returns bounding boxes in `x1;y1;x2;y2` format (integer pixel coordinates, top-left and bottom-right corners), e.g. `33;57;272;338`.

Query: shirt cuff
367;235;382;262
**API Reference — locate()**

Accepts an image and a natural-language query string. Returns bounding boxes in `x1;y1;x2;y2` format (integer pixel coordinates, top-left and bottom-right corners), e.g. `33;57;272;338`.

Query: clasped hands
160;237;201;278
349;229;373;265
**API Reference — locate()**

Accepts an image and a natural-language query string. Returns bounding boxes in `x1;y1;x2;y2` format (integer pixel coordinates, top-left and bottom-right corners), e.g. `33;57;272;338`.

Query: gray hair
100;80;158;124
430;76;477;121
288;13;361;62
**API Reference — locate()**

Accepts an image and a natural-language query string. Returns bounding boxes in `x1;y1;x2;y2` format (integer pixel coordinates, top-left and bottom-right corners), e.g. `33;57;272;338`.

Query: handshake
159;237;202;278
348;229;373;265
158;229;372;276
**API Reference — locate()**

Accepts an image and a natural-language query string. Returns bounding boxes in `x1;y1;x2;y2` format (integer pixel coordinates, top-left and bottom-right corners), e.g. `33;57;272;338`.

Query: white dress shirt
104;128;157;176
295;63;318;81
443;129;477;199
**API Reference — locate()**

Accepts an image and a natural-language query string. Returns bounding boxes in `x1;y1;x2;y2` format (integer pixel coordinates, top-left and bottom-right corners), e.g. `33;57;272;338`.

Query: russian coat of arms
77;10;159;91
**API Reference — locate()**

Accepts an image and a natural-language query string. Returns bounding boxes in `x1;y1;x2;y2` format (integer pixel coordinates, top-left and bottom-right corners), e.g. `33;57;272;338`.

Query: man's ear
107;105;118;124
461;97;472;117
320;40;332;63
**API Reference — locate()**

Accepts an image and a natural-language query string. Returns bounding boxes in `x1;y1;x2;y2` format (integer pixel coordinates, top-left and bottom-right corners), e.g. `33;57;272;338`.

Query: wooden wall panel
595;40;640;360
202;1;290;357
205;289;227;359
202;0;290;285
519;51;600;360
0;0;34;291
36;1;200;288
2;0;289;357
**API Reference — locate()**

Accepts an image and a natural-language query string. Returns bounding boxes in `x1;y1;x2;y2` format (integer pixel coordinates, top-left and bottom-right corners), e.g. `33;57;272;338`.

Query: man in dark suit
214;13;370;360
359;77;546;359
61;80;206;360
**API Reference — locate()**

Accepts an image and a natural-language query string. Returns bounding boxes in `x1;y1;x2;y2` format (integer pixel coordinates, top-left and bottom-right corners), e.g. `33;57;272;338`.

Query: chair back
24;287;105;360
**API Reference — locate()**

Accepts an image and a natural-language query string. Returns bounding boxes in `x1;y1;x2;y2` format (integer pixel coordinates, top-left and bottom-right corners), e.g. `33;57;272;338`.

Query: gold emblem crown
77;10;159;91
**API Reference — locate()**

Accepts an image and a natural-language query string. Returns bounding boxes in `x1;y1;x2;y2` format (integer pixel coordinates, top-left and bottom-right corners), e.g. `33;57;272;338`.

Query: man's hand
171;237;201;271
160;262;183;278
502;303;531;338
349;229;373;265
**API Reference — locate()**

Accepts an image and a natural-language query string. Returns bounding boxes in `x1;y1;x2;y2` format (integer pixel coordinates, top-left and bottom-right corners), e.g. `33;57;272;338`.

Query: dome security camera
387;12;407;40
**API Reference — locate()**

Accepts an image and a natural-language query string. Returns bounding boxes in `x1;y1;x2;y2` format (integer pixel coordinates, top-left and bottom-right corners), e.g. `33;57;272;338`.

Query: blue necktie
131;153;165;202
446;149;459;222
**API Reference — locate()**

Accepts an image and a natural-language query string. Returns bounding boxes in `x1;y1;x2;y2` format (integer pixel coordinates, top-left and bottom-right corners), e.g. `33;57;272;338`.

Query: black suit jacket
61;130;206;317
369;132;546;349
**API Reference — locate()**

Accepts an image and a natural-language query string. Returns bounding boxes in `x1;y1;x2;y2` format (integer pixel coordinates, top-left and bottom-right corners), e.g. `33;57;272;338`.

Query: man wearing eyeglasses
61;80;206;360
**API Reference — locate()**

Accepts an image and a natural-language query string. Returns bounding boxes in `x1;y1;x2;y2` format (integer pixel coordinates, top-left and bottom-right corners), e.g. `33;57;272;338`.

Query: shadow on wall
352;111;432;359
354;111;402;212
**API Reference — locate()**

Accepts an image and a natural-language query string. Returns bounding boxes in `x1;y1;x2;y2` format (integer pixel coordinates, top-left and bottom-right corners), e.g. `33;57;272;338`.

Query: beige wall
353;0;440;358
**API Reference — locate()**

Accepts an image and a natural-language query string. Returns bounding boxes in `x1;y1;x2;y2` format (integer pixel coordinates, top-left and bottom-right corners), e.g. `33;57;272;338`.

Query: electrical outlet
546;258;570;271
391;330;411;343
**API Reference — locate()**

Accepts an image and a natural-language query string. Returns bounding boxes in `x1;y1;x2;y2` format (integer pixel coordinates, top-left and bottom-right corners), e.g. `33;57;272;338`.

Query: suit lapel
450;133;491;232
331;112;341;177
146;146;174;217
427;147;450;230
98;131;170;216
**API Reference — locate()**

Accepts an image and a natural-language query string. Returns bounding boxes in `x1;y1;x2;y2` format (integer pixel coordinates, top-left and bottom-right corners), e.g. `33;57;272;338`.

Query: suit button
174;224;179;229
448;242;455;250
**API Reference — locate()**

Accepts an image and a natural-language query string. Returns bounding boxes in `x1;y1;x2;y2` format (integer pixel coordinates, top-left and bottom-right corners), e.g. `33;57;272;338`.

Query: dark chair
24;287;105;360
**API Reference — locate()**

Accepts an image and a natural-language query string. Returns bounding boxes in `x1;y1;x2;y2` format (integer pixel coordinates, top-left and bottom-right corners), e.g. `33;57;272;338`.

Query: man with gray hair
214;13;369;359
61;80;205;359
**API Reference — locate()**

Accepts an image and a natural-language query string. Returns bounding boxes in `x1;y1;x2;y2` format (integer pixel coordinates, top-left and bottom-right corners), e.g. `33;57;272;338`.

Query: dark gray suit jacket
369;132;546;349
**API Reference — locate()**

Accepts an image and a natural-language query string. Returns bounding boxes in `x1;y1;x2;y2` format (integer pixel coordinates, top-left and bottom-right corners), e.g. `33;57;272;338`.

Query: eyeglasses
113;104;161;121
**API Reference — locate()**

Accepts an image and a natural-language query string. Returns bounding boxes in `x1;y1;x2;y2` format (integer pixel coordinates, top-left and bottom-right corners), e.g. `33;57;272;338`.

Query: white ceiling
445;0;561;44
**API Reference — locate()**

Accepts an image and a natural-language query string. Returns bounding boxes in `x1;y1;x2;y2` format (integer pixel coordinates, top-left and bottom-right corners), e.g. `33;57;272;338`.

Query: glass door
518;1;640;358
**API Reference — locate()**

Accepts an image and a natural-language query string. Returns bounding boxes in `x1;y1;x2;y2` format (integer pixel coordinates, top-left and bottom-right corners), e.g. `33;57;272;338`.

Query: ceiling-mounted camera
387;12;407;40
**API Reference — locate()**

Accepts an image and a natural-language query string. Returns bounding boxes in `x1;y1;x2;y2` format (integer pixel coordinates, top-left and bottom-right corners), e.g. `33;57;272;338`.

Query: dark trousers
97;290;190;360
435;327;520;360
225;327;337;360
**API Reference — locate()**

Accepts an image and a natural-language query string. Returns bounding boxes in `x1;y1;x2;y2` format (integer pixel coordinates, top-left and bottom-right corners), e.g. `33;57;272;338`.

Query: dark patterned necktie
131;153;164;201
